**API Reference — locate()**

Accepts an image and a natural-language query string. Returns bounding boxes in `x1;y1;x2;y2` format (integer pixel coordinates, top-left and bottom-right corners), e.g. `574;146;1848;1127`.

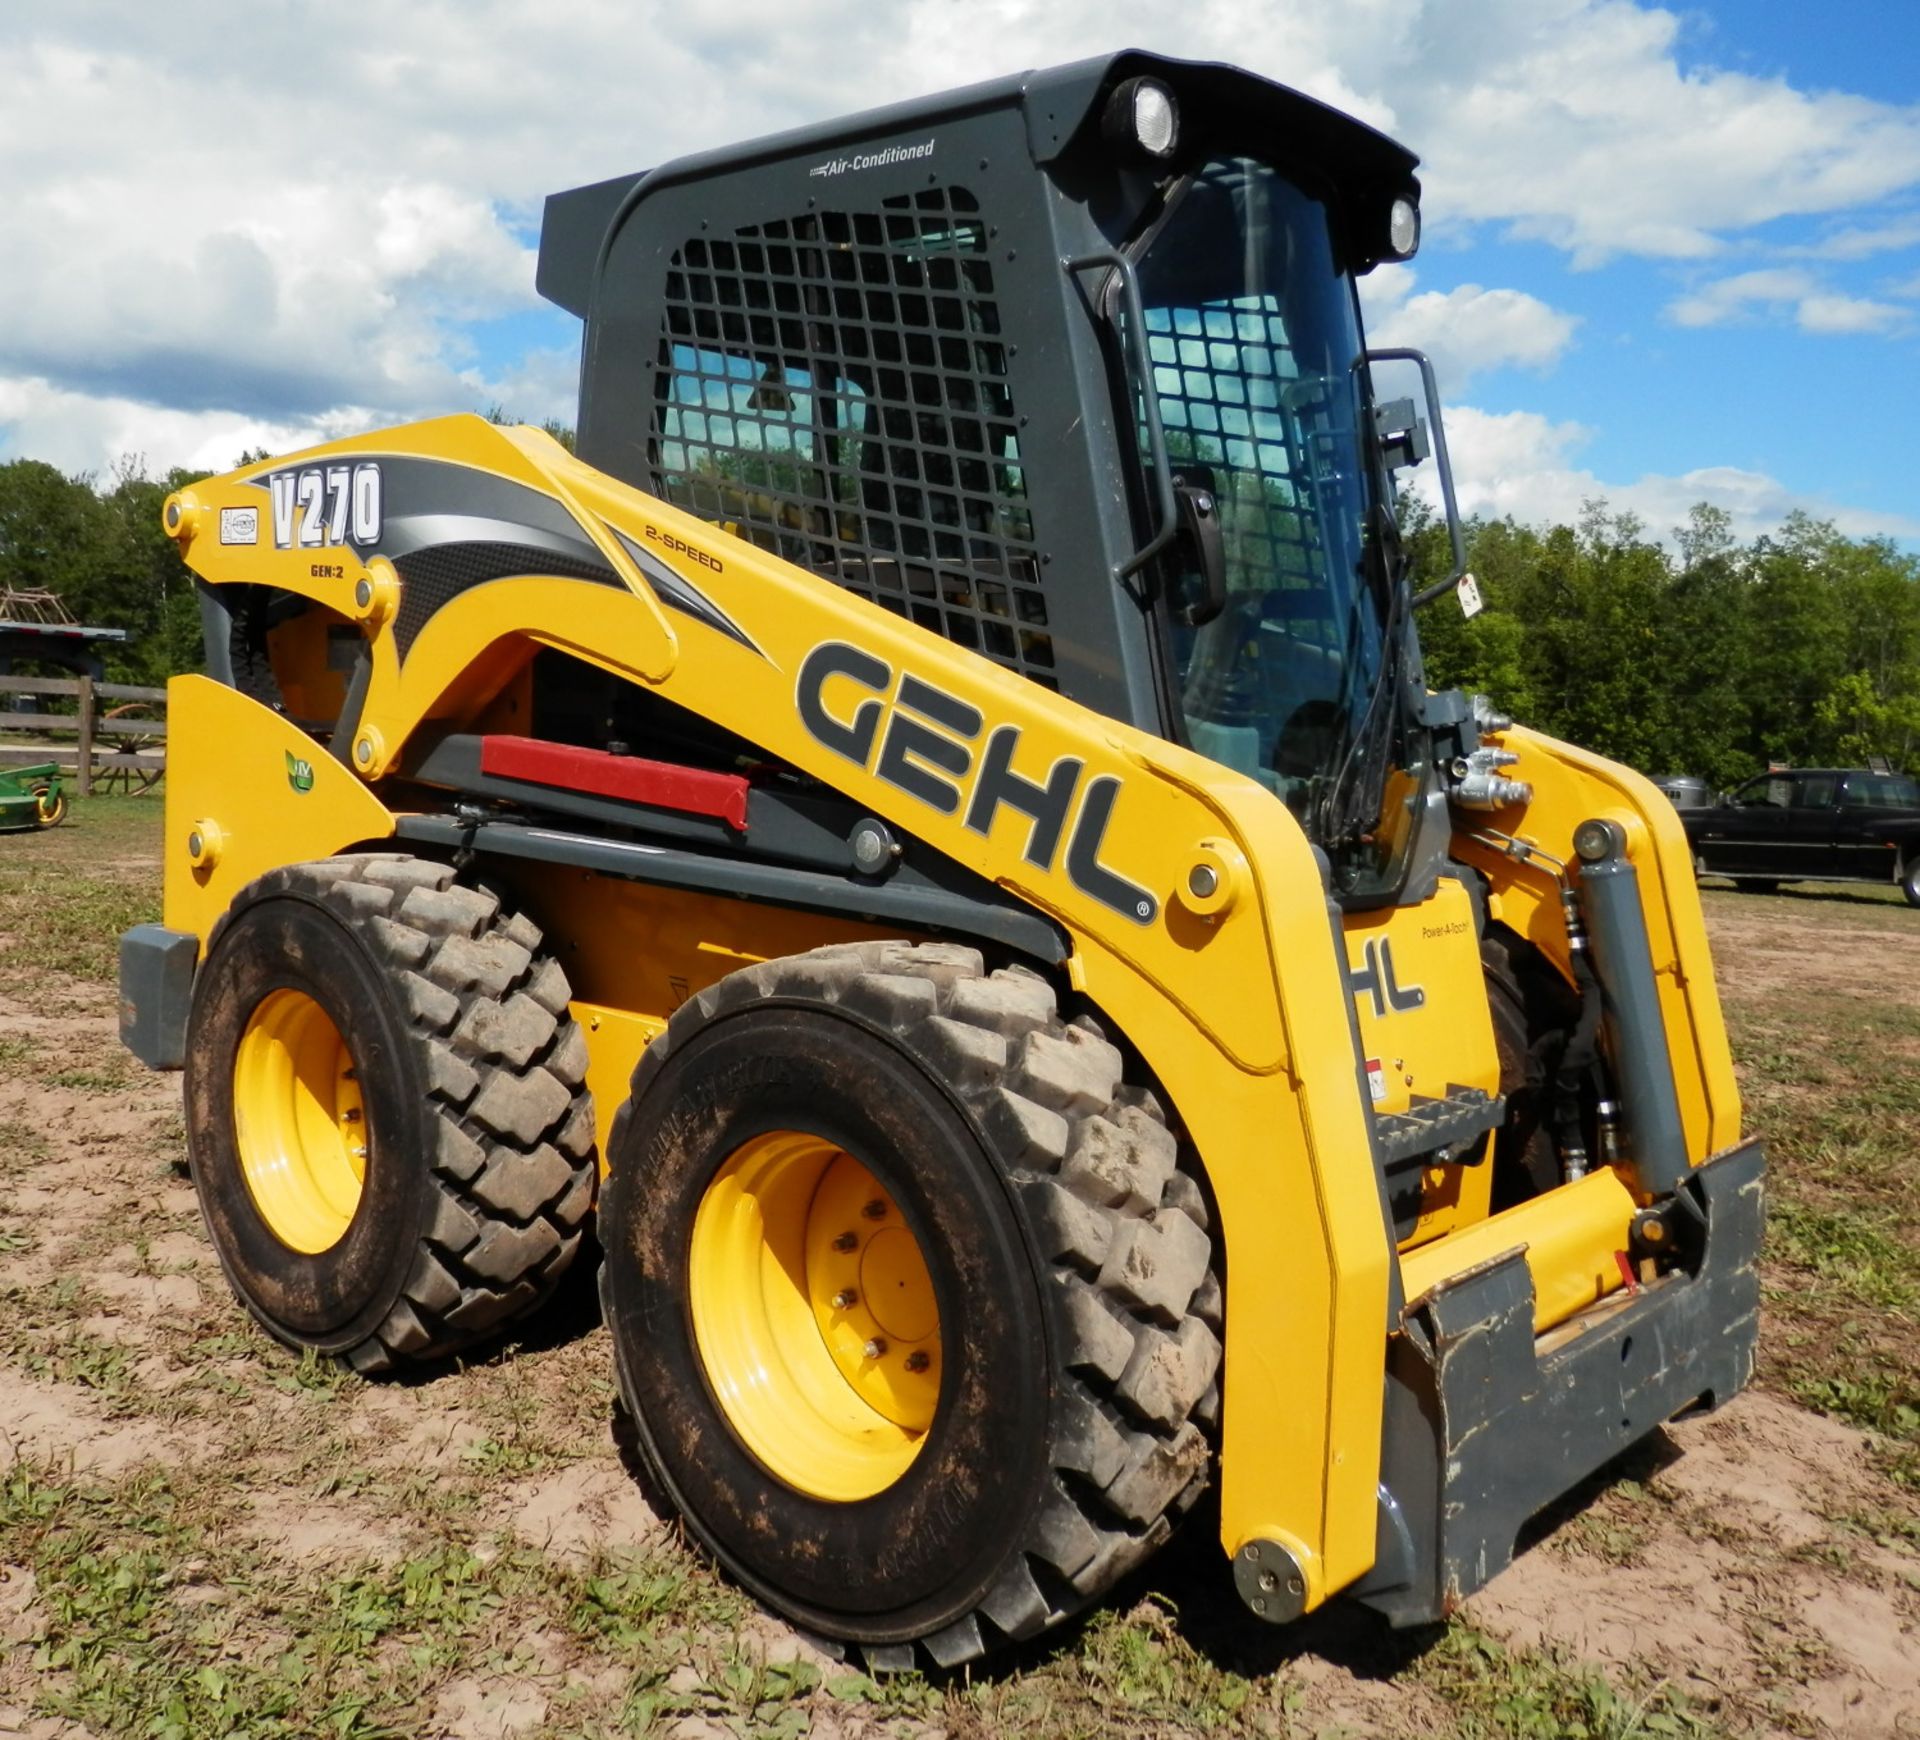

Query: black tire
184;854;596;1372
1902;856;1920;909
600;939;1221;1669
31;785;65;829
1482;925;1579;1209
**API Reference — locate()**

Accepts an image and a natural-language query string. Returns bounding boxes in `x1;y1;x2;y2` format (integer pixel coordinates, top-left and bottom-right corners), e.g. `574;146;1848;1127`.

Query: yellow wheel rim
33;790;63;826
689;1133;942;1502
233;989;368;1254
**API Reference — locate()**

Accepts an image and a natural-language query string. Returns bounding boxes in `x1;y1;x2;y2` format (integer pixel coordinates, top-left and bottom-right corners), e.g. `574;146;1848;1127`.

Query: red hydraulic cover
480;736;749;832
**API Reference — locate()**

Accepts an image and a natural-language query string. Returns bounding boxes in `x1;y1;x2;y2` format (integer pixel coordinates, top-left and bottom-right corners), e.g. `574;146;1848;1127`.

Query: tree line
0;405;562;692
0;457;206;688
1405;500;1920;784
3;451;1916;783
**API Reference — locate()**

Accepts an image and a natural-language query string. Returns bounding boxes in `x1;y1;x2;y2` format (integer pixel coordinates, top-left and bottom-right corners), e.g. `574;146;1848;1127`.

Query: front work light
1387;196;1421;260
1104;77;1180;163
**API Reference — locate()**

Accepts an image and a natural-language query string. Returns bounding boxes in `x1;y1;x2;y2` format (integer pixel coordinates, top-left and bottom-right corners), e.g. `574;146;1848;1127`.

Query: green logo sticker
286;751;315;794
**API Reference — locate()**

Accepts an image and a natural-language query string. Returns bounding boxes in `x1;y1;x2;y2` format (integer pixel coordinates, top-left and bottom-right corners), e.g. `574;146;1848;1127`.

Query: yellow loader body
149;414;1753;1616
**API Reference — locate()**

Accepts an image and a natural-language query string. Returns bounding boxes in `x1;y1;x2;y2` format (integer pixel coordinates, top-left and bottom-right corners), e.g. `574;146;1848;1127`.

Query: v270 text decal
267;462;383;551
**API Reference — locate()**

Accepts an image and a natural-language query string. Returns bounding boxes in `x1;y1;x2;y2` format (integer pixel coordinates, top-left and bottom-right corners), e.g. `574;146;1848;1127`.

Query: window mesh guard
651;185;1053;683
1144;296;1329;598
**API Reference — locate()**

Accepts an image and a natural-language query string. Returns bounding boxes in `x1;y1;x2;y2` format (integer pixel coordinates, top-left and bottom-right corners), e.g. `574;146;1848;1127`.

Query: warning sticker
1365;1058;1387;1105
219;505;259;546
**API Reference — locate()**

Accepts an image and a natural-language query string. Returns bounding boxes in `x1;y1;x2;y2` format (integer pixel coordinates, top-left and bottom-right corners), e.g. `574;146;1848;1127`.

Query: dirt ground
2;806;1918;1739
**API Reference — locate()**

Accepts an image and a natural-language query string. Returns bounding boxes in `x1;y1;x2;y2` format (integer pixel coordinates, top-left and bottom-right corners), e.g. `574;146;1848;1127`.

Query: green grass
3;805;1916;1736
47;1060;143;1092
0;1117;53;1175
3;1436;1737;1740
0;795;162;984
0;1457;780;1740
1708;897;1920;1467
1768;1202;1918;1314
1411;1626;1719;1739
1698;876;1912;915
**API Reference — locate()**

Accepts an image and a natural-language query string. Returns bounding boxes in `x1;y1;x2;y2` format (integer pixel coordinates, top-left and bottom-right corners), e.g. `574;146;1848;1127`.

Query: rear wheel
31;785;65;828
601;940;1220;1668
184;855;596;1370
1902;856;1919;909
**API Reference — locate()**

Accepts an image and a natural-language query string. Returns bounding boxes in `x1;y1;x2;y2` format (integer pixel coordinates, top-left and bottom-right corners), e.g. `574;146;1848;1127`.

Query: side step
1372;1084;1503;1167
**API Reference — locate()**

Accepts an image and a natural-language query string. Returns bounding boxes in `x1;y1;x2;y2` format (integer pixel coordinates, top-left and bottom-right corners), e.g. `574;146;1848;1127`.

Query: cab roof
537;50;1420;318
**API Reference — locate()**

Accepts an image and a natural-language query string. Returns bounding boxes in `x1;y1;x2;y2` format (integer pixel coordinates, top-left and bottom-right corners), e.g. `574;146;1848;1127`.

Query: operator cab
538;52;1467;904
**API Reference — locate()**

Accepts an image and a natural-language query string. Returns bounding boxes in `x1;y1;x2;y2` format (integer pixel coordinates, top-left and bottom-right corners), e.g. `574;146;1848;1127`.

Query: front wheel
601;941;1220;1668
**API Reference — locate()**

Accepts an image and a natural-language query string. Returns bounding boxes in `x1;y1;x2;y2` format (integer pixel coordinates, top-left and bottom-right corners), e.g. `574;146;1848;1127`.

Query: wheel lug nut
862;1199;888;1220
832;1231;857;1252
904;1351;930;1373
832;1289;857;1310
863;1338;887;1360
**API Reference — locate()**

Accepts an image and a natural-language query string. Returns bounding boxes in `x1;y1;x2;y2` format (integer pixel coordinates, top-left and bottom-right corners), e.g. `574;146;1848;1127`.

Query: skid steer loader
120;51;1763;1666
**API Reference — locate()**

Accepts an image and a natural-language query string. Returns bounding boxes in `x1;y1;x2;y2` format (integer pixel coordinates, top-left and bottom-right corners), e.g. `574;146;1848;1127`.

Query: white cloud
1404;404;1920;545
1385;3;1920;264
0;375;369;480
2;0;1918;501
1666;269;1818;327
1795;292;1910;334
1362;267;1579;393
1665;269;1911;334
482;348;582;430
1782;216;1920;260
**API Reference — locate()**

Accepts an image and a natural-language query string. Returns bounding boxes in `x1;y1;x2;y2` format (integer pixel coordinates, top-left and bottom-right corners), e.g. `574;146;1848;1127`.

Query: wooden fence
0;674;167;796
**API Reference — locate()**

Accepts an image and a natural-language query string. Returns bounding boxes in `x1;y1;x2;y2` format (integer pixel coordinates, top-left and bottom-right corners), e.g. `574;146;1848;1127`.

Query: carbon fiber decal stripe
609;527;765;659
391;541;622;657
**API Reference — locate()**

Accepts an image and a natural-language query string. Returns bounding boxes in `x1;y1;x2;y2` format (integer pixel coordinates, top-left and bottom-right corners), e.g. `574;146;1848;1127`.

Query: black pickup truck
1683;767;1920;905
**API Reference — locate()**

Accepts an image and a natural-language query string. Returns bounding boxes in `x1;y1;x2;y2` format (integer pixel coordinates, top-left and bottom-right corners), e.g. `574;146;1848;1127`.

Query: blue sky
1423;0;1919;525
1;0;1915;548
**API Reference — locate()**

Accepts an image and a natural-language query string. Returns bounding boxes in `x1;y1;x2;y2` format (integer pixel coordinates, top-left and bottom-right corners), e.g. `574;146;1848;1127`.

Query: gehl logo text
796;642;1157;925
1347;937;1426;1020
